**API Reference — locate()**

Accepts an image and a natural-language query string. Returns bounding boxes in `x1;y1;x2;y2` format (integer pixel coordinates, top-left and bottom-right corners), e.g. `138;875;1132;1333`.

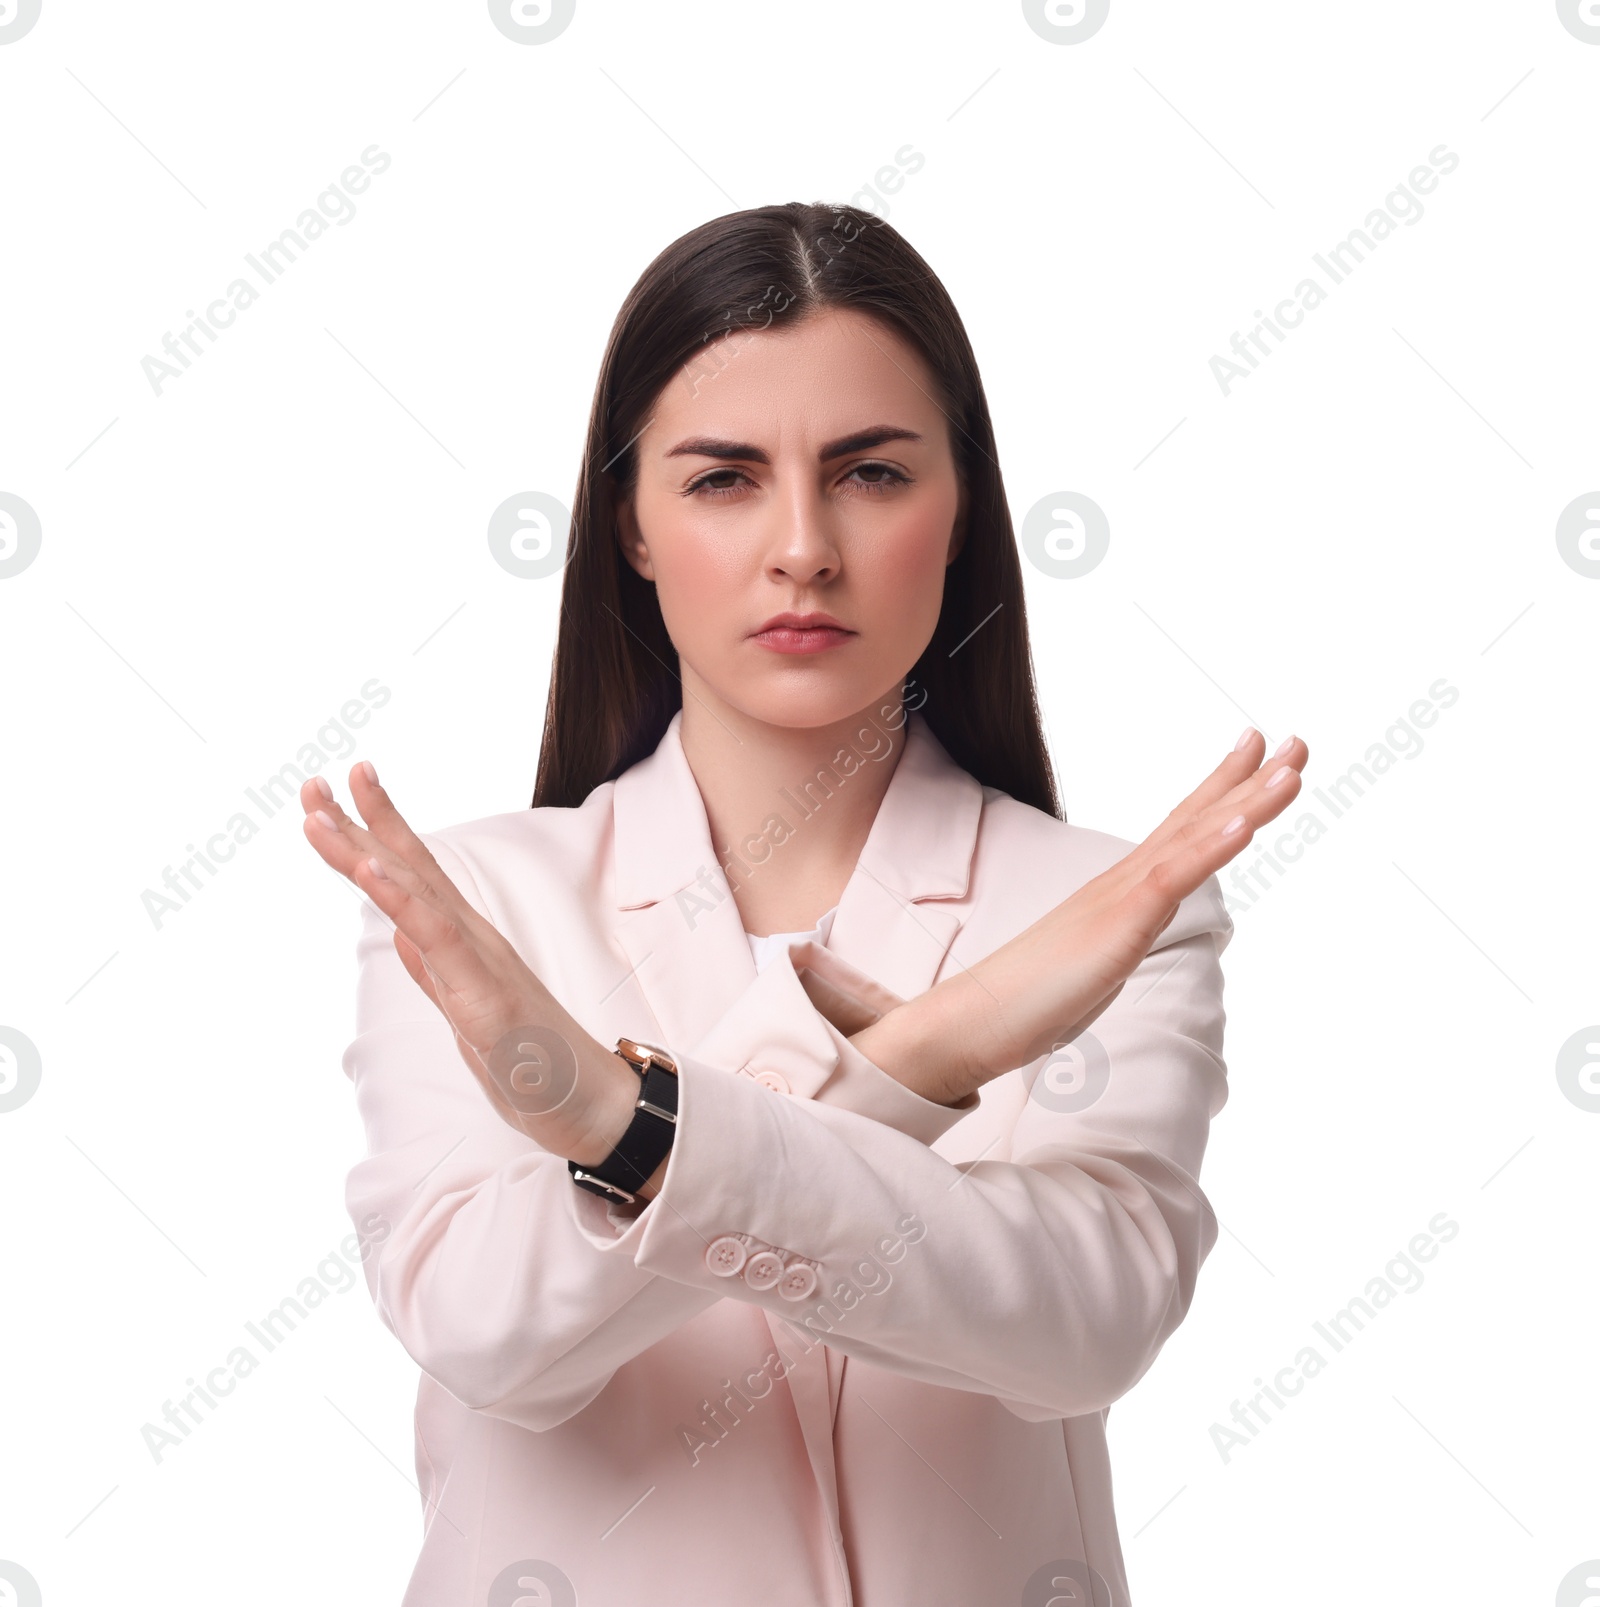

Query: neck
677;671;910;937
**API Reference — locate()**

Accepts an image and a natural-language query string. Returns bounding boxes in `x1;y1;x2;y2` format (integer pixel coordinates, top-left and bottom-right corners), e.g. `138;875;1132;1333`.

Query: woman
302;202;1306;1607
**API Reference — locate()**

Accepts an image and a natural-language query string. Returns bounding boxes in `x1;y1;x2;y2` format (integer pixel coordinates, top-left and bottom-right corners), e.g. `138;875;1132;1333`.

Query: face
616;305;967;732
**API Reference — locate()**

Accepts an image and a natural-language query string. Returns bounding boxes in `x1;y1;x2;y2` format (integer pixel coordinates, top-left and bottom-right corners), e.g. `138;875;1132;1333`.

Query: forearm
846;972;992;1110
600;990;967;1211
586;946;993;1210
622;1017;1225;1422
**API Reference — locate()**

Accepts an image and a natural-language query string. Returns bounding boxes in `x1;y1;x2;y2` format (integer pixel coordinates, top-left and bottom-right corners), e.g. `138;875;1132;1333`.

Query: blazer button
742;1249;785;1291
752;1069;791;1094
704;1236;748;1277
777;1261;818;1301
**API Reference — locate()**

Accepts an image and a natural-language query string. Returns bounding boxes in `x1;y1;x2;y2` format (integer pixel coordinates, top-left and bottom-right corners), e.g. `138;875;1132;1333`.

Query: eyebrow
662;425;924;465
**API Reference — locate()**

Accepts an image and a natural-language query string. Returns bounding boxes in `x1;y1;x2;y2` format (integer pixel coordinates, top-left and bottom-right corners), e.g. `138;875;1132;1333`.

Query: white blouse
744;904;838;973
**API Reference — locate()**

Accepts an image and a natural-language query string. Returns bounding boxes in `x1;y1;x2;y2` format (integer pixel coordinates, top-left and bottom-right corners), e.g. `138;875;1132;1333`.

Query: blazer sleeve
608;873;1234;1423
340;834;979;1434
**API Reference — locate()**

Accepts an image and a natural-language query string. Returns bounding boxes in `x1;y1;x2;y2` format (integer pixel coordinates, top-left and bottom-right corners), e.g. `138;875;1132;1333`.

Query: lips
749;612;856;656
754;611;848;633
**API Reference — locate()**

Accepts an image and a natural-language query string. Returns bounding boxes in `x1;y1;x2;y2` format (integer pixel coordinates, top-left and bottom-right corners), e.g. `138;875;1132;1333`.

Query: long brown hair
531;202;1061;819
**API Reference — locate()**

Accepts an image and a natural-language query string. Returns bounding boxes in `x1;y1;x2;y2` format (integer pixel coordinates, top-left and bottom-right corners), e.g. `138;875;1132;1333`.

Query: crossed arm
303;728;1306;1200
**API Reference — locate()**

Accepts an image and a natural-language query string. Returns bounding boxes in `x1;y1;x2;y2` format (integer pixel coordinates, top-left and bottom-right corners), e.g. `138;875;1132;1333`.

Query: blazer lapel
823;711;983;1001
609;713;761;1056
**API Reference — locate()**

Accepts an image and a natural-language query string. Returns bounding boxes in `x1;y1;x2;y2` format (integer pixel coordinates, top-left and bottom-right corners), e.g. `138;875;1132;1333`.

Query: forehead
642;306;945;449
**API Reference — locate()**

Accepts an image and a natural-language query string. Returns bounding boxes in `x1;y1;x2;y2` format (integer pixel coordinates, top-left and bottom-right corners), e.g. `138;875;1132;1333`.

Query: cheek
867;507;955;612
639;503;747;645
656;528;741;595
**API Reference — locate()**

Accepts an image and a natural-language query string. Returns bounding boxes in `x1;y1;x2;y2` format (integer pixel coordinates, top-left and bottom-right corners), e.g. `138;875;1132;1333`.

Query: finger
1130;729;1270;866
300;784;444;918
347;763;471;918
1149;736;1309;866
1203;739;1308;841
300;776;386;876
352;853;499;1006
1173;732;1306;829
299;773;366;830
1145;747;1310;907
302;773;481;937
1089;732;1291;901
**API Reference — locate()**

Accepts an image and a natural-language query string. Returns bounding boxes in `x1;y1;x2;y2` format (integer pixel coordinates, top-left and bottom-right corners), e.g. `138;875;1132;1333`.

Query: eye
846;462;912;495
684;468;749;499
682;462;913;499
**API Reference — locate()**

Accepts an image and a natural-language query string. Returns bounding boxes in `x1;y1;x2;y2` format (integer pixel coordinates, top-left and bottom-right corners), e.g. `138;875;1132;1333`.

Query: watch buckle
569;1167;638;1205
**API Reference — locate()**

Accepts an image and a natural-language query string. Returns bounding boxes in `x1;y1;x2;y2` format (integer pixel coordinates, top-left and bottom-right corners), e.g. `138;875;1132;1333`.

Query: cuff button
742;1249;785;1290
777;1262;818;1301
751;1069;791;1094
704;1236;748;1277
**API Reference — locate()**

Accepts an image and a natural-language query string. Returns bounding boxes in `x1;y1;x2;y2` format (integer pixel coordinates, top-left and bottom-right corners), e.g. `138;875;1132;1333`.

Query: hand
299;764;638;1171
851;729;1310;1105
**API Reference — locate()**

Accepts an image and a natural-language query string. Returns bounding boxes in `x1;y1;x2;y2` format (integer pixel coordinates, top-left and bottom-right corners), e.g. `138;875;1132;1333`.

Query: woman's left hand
299;763;634;1168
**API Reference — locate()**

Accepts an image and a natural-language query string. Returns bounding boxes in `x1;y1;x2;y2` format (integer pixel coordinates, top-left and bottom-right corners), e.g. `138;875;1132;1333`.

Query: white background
1;1;1595;1603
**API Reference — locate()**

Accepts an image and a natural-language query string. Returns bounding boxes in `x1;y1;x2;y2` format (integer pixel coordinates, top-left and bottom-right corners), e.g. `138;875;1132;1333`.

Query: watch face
619;1037;677;1075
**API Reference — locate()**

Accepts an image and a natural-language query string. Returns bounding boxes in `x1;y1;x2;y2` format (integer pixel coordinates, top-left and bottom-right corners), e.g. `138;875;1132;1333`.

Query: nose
765;476;842;587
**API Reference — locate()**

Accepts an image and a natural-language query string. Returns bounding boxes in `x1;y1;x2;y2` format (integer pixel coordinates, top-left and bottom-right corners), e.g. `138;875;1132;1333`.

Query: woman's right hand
849;728;1309;1108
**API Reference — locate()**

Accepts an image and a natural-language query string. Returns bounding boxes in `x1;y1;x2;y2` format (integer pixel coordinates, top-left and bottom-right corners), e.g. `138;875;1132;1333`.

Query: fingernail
367;857;389;880
314;809;338;831
1273;735;1296;758
1265;766;1294;789
1234;727;1257;752
359;760;378;786
313;776;333;802
1222;814;1247;836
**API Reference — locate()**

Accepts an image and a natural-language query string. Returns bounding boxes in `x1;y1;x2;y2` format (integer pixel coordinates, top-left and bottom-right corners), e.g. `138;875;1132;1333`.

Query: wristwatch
567;1037;679;1205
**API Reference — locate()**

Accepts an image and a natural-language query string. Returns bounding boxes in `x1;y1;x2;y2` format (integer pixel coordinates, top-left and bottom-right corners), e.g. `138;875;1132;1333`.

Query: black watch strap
568;1039;679;1205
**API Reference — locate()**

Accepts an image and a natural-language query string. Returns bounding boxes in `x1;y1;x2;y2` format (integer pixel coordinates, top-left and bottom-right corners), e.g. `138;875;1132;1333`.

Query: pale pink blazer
342;707;1233;1607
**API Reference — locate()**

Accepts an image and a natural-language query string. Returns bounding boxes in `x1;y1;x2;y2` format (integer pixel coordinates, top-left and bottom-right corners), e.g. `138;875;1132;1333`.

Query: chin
719;672;890;733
